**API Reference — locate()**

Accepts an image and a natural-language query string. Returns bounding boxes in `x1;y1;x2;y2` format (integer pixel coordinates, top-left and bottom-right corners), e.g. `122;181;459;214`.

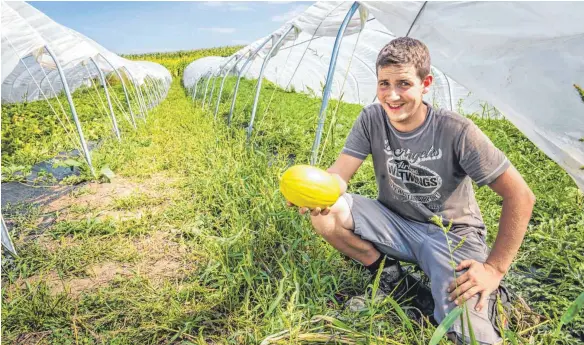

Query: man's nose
385;87;400;101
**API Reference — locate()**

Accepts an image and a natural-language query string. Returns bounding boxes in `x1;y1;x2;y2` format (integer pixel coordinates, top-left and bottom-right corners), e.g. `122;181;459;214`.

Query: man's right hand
283;153;363;217
286;201;331;216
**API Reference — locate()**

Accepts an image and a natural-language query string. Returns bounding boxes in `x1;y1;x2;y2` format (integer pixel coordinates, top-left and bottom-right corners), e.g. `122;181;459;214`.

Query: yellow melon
279;165;340;209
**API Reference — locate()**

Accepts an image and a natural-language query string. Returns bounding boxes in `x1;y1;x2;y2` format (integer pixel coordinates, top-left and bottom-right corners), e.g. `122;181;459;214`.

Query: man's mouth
387;103;404;110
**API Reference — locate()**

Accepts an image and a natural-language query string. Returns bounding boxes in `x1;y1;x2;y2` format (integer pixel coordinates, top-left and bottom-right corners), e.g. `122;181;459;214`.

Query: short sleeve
457;122;511;187
341;109;371;160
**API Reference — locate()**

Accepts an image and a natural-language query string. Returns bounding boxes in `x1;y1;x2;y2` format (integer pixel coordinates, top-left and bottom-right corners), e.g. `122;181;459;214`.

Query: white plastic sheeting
183;56;229;89
184;1;584;191
292;1;368;37
1;1;171;104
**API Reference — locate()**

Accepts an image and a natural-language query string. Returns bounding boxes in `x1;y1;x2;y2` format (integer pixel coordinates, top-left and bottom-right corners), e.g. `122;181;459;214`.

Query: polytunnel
183;1;584;191
1;0;172;176
1;1;173;254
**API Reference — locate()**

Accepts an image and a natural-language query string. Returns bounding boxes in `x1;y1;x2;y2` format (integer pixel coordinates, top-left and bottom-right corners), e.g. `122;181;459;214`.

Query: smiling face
377;64;433;129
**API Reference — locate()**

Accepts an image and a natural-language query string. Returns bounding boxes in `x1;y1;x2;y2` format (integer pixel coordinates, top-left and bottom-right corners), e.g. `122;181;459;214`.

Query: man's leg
309;194;418;265
309;194;380;266
308;194;434;314
419;227;502;345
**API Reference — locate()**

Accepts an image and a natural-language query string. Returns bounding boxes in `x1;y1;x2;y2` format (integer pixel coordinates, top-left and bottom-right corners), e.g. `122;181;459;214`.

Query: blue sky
28;1;315;55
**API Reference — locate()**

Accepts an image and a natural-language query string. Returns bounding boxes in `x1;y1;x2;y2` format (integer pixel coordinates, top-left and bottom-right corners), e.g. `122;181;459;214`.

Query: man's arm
484;165;536;276
327;153;365;194
448;165;536;311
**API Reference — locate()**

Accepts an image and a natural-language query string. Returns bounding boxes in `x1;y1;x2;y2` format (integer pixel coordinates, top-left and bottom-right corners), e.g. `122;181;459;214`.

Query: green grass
2;47;583;344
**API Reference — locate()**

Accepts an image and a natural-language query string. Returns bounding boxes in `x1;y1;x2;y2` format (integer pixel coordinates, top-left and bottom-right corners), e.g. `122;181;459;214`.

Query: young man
290;37;536;344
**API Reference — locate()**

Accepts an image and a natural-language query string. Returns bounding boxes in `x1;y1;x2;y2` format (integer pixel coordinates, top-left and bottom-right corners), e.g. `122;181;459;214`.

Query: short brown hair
376;37;431;80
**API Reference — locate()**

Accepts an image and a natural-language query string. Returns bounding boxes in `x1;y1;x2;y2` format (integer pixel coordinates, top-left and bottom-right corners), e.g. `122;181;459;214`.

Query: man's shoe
489;284;541;334
345;261;435;320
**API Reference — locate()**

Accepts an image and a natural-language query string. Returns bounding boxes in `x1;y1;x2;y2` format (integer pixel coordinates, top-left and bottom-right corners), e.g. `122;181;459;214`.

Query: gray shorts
345;193;501;345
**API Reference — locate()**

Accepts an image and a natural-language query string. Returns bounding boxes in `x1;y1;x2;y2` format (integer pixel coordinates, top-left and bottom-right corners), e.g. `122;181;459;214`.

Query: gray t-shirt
342;102;510;234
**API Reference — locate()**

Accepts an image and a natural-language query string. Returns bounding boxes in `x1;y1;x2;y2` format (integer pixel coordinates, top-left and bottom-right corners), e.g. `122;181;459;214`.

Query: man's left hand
447;260;504;312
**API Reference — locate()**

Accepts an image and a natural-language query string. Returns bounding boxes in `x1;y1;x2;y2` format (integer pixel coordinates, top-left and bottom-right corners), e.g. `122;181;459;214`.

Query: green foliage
429;306;463;345
558;291;584;332
1;83;135;180
575;84;584;103
122;46;243;78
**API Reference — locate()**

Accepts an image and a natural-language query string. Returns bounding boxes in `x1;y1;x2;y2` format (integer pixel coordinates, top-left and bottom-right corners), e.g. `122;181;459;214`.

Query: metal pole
134;74;149;119
310;2;359;166
143;77;156;108
228;35;273;126
202;71;213;110
156;78;165;100
247;26;294;140
145;77;158;106
215;53;248;119
45;45;95;177
208;75;217;108
122;67;148;122
153;78;163;103
195;78;202;101
208;55;238;110
89;57;121;141
192;78;199;101
139;77;151;109
122;67;147;118
191;79;199;102
147;76;161;104
1;214;17;256
98;54;137;129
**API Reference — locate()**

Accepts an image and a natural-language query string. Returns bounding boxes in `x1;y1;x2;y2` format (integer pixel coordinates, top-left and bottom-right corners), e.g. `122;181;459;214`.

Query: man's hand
283;154;364;217
286;201;330;216
447;259;504;312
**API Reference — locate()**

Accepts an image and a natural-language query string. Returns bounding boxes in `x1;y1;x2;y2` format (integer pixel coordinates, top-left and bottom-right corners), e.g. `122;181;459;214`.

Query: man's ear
422;74;433;94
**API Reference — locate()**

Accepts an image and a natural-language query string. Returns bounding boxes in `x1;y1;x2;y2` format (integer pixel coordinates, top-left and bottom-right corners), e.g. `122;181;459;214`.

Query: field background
1;46;583;345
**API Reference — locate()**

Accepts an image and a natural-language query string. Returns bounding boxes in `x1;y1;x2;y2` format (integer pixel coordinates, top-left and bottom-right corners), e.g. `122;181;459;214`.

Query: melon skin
279;165;341;209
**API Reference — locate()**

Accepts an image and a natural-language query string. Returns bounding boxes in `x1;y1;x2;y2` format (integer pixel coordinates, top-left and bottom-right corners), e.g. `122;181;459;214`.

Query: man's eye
400;81;411;87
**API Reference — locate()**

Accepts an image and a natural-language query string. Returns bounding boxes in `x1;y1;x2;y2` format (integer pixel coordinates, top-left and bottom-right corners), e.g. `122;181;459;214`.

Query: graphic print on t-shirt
384;139;443;205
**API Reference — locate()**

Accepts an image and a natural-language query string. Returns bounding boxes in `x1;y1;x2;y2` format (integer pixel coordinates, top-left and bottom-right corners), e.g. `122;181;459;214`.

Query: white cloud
267;1;295;4
200;1;222;7
271;4;309;22
199;2;253;11
231;39;249;45
199;27;236;34
229;4;253;11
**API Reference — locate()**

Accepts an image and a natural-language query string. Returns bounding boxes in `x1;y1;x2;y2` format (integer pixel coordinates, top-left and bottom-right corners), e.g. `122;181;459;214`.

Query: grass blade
465;304;479;345
429;306;463;345
384;296;415;337
560;291;584;326
316;315;359;334
266;278;287;317
555;291;584;336
504;330;520;345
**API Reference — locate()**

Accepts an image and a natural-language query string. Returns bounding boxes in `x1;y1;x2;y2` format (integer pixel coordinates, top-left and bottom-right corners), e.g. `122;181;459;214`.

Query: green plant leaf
63;158;83;167
504;330;520;345
560;291;584;326
465;304;479;345
265;278;286;317
429;306;463;345
384;296;415;337
99;167;115;182
316;315;359;334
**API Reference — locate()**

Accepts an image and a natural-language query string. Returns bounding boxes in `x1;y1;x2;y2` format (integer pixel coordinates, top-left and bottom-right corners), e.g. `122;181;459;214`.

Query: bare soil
3;174;193;298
